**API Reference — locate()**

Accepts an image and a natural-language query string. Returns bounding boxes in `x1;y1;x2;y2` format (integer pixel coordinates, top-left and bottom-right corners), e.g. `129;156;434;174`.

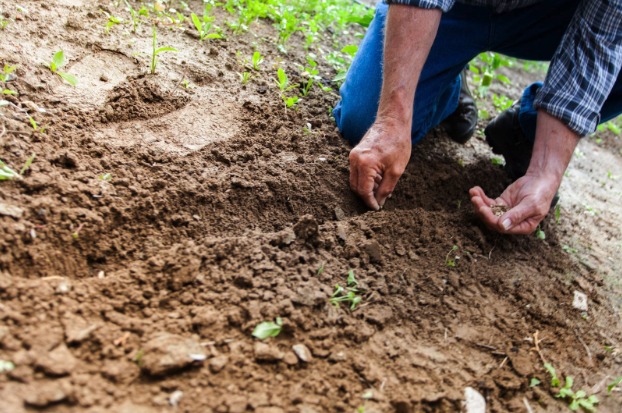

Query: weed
535;226;545;240
123;0;139;33
274;68;298;92
134;25;178;74
43;51;78;86
239;71;256;84
281;95;299;108
491;157;505;166
582;203;599;216
574;147;584;158
0;360;15;372
101;10;126;34
607;171;618;180
317;262;325;276
301;78;313;96
544;363;560;387
100;173;112;180
562;245;577;253
1;63;18;95
252;51;264;70
530;378;541;387
445;245;458;267
132;349;144;366
20;154;35;175
457;199;461;209
492;93;513;112
0;160;19;180
330;270;362;310
608;376;622;393
347;270;358;286
191;8;221;40
252;317;282;339
555;376;599;411
0;11;11;30
555;204;561;224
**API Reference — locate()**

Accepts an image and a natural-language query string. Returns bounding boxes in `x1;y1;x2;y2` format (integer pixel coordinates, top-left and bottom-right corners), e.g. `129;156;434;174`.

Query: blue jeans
334;0;622;145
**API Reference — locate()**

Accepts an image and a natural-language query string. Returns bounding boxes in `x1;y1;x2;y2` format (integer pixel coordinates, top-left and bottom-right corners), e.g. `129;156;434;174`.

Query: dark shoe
485;100;559;208
441;68;478;144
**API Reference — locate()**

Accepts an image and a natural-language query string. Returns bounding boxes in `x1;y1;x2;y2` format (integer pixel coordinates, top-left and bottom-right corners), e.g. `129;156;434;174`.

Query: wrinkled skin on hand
349;120;412;210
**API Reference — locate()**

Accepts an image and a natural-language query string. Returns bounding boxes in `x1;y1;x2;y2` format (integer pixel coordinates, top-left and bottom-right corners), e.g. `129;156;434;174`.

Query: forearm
378;5;441;128
526;110;581;185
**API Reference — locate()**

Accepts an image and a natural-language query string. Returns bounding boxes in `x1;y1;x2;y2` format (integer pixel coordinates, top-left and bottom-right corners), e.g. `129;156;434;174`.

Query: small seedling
347;270;358;286
20;154;35;175
43;51;78;86
132;349;144;366
544;363;560;387
101;10;126;34
191;12;221;40
535;226;546;240
252;317;282;339
555;204;561;224
1;63;17;95
134;25;178;74
281;95;298;108
555;376;599;411
301;78;313;96
317;262;325;276
457;199;461;209
491;157;505;166
608;376;622;393
317;82;332;92
100;173;112;180
238;71;255;84
530;378;541;387
330;287;362;310
274;68;298;92
607;171;618;180
252;51;264;70
0;360;15;372
123;0;139;33
0;160;19;180
562;245;577;253
445;245;458;267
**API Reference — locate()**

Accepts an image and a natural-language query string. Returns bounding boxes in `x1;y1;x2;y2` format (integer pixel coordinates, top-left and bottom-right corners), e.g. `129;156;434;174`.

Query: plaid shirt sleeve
534;0;622;137
383;0;455;12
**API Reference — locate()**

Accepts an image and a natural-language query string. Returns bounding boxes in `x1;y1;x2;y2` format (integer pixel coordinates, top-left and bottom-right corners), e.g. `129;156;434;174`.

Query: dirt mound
100;75;189;123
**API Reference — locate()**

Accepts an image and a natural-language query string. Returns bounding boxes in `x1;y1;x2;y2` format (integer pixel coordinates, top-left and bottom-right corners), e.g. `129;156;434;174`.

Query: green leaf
347;270;358;286
49;62;57;73
569;399;579;410
544;363;560;387
155;47;178;54
333;71;347;82
529;378;541;387
341;45;358;57
469;65;480;74
191;13;202;34
20;154;36;175
277;68;287;88
2;89;17;95
204;33;221;39
608;376;622;393
4;64;17;75
496;74;512;84
52;51;65;69
252;320;282;339
574;390;586;399
57;72;78;86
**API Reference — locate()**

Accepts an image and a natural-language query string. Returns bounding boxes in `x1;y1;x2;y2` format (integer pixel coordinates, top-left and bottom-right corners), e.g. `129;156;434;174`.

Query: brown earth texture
1;1;622;412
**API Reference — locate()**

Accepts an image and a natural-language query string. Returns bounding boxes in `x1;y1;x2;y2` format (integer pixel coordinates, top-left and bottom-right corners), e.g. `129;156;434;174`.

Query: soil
1;1;621;413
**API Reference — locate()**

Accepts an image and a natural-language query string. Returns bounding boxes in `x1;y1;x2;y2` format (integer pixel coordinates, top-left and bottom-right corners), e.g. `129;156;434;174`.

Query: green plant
239;71;255;84
100;173;112;180
123;0;139;33
20;154;35;175
535;226;546;240
530;378;541;387
470;52;512;97
608;376;622;393
101;9;126;34
445;245;458;267
274;68;298;92
1;63;18;95
544;363;560;387
301;78;313;96
555;204;561;224
132;349;144;366
456;199;461;209
191;11;221;40
0;160;19;180
607;171;618;180
491;157;505;166
44;51;78;86
252;51;264;70
330;270;362;310
317;262;325;276
347;270;358;286
555;376;599;411
492;93;513;112
0;13;10;30
252;317;282;339
0;360;15;372
281;94;299;108
134;25;178;74
562;245;577;253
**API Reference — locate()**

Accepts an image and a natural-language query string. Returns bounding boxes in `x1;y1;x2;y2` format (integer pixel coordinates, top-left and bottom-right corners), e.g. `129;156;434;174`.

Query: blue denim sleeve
533;0;622;137
383;0;455;12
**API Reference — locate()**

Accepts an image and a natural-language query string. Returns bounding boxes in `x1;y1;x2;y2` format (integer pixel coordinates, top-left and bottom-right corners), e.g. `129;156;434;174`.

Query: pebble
36;344;78;376
141;333;207;375
254;342;283;362
572;291;588;311
292;344;313;363
282;351;298;365
334;207;346;221
0;203;24;219
209;355;228;373
463;387;486;413
169;390;184;407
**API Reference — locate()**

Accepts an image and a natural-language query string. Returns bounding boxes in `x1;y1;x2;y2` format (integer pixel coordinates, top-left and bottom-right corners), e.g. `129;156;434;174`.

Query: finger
498;200;542;234
373;182;379;192
476;205;500;230
469;187;497;207
375;168;402;207
357;164;380;211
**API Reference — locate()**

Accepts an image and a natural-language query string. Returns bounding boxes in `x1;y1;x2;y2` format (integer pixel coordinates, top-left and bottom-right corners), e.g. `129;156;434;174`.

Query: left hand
469;172;559;235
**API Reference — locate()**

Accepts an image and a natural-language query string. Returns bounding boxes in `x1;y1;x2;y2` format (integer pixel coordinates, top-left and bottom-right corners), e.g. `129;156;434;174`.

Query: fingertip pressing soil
0;1;621;413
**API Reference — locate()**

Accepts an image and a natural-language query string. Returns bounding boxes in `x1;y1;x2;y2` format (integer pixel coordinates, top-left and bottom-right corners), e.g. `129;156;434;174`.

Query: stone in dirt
209;355;228;373
293;215;319;240
360;240;382;263
463;386;486;413
573;291;588;311
23;381;71;407
62;315;100;344
35;344;78;376
334;207;346;221
363;305;393;326
140;333;207;375
292;344;313;363
0;203;24;219
254;342;283;362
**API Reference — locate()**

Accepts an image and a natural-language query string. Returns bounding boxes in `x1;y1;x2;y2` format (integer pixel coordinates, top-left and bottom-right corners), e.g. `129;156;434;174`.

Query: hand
469;172;560;234
349;119;412;210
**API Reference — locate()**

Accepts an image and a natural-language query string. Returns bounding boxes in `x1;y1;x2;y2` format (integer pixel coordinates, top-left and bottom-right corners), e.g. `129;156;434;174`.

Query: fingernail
502;219;511;230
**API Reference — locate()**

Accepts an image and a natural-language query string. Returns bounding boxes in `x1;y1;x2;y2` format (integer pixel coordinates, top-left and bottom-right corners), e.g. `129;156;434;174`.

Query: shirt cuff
533;86;600;137
383;0;454;12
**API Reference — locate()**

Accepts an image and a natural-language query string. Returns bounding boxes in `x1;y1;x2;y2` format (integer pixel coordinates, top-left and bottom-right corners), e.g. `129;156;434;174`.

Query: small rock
100;74;109;82
292;344;313;363
334;208;346;221
209;47;219;56
169;390;184;407
36;344;78;376
363;305;393;326
282;351;298;365
395;245;406;256
23;381;71;407
141;333;207;375
101;359;140;383
463;387;486;413
573;291;588;311
360;240;382;263
62;315;100;344
336;225;347;241
0;203;24;219
328;350;347;363
209;355;228;373
408;251;420;261
293;215;319;240
254;342;283;362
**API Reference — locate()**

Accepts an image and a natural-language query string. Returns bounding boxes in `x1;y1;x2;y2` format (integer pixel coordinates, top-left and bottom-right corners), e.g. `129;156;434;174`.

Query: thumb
498;201;538;233
375;169;401;207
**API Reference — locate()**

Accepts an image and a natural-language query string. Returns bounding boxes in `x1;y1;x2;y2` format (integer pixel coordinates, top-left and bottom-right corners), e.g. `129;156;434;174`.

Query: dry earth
0;1;621;413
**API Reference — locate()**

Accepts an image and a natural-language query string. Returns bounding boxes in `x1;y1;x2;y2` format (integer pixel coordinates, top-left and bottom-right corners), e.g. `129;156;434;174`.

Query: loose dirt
0;1;621;413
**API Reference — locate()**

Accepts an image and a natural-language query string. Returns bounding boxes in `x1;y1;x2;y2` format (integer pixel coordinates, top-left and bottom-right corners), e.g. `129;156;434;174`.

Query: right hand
349;118;412;210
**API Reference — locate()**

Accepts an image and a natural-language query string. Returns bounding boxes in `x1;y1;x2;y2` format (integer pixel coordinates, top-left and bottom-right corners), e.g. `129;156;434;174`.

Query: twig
499;357;508;368
113;332;130;347
169;64;188;96
530;330;547;364
523;398;534;413
575;329;593;366
476;343;497;351
41;276;65;281
488;245;495;260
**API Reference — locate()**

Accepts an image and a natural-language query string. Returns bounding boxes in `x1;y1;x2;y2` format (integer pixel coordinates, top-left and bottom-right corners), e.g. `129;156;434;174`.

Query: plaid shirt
385;0;622;137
